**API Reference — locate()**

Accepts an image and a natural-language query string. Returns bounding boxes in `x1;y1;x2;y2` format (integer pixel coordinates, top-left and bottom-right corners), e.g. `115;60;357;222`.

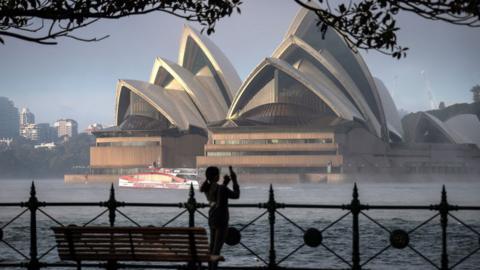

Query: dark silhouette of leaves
294;0;480;58
1;0;479;59
0;0;242;45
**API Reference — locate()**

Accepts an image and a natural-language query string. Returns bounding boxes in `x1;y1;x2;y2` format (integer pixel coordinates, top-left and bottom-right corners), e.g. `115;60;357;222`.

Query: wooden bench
51;226;223;269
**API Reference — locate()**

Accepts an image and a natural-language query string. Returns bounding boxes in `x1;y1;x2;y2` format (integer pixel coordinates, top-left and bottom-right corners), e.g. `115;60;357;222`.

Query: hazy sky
1;0;479;130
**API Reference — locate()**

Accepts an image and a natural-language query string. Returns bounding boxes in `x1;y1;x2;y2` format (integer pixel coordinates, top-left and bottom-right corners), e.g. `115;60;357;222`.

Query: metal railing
0;182;479;270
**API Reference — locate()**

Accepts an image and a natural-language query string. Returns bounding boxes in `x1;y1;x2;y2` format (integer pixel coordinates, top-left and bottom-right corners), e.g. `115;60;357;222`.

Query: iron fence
0;182;479;270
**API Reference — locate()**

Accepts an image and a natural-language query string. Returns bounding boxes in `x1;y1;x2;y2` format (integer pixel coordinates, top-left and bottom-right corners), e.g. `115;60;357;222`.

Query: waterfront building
79;8;480;182
88;25;241;176
0;97;19;138
196;9;397;180
20;108;35;126
54;119;78;139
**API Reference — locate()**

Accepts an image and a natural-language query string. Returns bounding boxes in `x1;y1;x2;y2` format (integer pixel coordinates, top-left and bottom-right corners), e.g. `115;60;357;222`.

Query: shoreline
60;173;480;184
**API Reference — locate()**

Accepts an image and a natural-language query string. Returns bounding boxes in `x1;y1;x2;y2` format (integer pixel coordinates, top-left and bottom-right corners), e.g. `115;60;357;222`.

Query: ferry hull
118;172;199;190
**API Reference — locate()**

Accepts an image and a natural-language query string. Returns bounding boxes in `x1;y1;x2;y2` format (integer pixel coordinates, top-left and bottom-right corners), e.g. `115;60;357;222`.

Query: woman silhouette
200;166;240;269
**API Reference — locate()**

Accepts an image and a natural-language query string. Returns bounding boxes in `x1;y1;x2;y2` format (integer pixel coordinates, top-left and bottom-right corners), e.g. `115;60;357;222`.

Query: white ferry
118;168;199;189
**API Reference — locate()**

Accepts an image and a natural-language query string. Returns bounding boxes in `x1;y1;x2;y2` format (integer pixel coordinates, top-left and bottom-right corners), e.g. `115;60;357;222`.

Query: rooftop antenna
420;70;437;110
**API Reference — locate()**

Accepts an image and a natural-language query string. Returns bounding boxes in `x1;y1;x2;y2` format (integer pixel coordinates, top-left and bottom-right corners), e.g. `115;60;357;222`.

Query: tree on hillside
0;134;95;178
1;0;479;58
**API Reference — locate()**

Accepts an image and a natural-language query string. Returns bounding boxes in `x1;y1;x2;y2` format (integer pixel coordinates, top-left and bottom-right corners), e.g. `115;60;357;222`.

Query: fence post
27;182;40;270
107;184;116;227
267;184;277;269
351;183;361;270
439;185;449;270
187;184;196;227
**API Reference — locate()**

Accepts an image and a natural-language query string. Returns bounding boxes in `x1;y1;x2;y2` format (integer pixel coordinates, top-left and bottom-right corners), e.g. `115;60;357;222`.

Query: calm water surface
0;178;479;269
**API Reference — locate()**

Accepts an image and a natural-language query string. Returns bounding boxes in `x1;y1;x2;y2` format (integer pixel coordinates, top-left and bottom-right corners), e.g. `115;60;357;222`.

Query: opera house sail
196;8;397;181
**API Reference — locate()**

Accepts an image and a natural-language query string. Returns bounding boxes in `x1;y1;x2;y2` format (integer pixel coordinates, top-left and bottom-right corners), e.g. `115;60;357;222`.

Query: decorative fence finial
187;182;196;227
440;185;449;270
189;183;195;200
30;181;36;197
269;184;274;202
267;183;276;268
109;183;115;201
353;182;358;200
441;185;447;204
107;183;116;227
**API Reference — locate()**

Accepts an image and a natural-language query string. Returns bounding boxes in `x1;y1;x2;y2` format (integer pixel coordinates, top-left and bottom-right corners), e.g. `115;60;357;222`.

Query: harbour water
0;178;479;269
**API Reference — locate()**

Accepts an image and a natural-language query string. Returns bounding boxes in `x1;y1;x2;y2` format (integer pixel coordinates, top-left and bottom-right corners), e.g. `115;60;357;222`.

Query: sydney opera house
89;25;240;175
87;8;480;181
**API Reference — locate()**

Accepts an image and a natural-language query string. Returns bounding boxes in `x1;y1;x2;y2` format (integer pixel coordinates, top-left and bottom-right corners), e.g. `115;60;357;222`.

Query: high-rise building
54;119;78;139
20;108;35;126
21;123;55;142
20;108;36;139
0;97;19;138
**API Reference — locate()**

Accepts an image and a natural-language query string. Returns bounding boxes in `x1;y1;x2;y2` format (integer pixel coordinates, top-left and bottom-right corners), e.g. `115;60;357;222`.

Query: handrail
0;182;479;270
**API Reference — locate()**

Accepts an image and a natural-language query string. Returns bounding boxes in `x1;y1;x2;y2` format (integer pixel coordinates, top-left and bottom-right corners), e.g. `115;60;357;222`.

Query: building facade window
206;151;337;156
213;138;333;145
96;141;161;147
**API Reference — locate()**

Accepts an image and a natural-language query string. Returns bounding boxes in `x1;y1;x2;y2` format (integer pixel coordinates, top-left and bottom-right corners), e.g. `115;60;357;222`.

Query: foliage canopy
0;0;241;44
0;0;479;58
296;0;480;58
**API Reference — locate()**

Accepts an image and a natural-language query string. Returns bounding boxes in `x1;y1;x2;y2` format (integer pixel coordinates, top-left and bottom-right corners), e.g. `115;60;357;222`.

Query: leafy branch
0;0;242;45
294;0;480;58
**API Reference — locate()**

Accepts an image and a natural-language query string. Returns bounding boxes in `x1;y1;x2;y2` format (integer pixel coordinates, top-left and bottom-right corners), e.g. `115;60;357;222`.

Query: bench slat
53;227;206;234
57;242;210;248
58;254;222;262
55;238;208;244
55;238;209;244
57;247;210;254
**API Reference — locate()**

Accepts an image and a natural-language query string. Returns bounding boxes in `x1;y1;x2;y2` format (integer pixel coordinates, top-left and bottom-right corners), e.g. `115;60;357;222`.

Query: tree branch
0;0;242;45
294;0;479;58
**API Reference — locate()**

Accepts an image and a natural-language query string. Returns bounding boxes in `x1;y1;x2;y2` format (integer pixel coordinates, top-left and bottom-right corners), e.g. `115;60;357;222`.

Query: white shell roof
374;78;404;138
178;25;241;100
111;7;413;143
444;114;480;148
228;57;364;121
113;23;244;133
149;57;225;122
423;112;465;144
115;80;205;130
272;35;382;137
284;8;388;138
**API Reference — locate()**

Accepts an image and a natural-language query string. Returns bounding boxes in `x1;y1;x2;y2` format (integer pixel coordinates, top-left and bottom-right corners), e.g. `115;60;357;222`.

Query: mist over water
0;178;479;269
